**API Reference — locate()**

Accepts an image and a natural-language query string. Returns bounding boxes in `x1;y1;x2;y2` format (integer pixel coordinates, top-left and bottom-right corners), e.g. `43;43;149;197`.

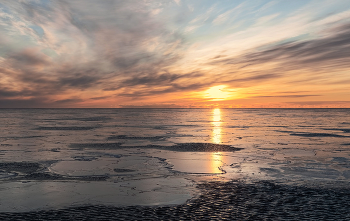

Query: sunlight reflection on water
211;108;223;173
212;108;222;144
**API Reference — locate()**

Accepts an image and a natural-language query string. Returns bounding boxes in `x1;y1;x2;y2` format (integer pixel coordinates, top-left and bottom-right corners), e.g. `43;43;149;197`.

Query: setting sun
1;0;350;219
204;85;231;101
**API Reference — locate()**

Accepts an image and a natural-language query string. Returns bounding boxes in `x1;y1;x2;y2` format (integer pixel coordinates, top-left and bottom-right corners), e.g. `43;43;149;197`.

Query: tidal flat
1;108;350;220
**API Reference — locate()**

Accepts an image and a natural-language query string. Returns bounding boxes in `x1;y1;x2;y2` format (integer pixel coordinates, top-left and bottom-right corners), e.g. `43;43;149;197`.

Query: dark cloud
120;72;202;88
89;96;110;100
8;49;50;67
118;82;210;98
119;103;183;108
120;73;181;87
116;73;280;98
224;74;279;84
0;0;190;107
54;98;83;104
0;86;47;98
108;71;210;98
0;97;85;108
59;75;100;89
0;89;22;98
0;98;51;108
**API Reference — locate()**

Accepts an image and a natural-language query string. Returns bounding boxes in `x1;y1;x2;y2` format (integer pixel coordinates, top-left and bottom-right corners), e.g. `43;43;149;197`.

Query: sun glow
204;85;231;101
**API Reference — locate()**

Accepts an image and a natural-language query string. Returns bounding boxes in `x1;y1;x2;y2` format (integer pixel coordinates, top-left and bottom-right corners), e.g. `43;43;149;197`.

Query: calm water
1;108;350;212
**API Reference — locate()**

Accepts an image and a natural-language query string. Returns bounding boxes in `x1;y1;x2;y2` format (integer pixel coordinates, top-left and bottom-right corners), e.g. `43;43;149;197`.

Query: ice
0;108;350;212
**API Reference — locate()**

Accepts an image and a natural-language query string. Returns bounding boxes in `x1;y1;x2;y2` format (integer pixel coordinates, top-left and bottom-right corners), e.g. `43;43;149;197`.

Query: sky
0;0;350;108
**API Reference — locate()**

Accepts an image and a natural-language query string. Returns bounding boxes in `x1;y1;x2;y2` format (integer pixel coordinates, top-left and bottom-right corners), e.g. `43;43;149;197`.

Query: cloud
189;5;215;24
0;0;188;105
254;13;279;26
253;95;320;98
0;97;85;108
58;75;101;90
0;89;24;98
0;0;350;107
89;96;110;100
173;0;181;6
225;74;280;83
120;103;183;108
8;48;50;68
210;21;350;84
286;101;350;106
212;5;240;25
117;82;208;98
0;98;51;108
54;98;83;104
119;72;202;88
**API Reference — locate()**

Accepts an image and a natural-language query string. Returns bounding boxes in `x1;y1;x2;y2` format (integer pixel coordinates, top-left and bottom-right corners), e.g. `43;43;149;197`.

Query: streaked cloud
212;2;244;25
0;0;349;108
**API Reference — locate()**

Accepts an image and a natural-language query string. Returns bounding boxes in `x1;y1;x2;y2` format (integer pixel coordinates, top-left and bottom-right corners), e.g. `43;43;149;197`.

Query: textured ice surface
1;108;350;212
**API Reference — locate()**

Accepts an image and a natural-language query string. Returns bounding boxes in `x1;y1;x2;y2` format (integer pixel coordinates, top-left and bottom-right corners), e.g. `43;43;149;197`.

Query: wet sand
1;147;350;220
1;181;350;220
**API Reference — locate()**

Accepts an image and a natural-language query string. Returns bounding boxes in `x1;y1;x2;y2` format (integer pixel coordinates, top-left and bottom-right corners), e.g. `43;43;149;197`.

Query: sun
204;85;231;100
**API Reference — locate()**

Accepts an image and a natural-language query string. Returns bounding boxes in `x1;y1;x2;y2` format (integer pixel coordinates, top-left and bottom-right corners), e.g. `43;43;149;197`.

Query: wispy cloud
211;21;350;75
0;0;349;107
212;2;244;25
0;0;188;106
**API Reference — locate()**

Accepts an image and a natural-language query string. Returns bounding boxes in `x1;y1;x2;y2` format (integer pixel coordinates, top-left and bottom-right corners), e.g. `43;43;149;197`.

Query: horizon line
0;107;349;109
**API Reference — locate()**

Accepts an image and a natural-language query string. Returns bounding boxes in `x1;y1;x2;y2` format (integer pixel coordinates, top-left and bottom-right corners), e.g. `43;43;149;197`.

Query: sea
1;108;350;220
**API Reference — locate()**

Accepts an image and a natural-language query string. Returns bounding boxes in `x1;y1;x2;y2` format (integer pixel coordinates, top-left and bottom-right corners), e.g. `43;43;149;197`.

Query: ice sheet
1;108;350;212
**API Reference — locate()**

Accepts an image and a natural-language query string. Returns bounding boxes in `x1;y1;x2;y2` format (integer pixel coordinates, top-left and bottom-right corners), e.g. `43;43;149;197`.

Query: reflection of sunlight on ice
211;108;223;173
211;152;223;173
212;108;222;144
212;128;221;144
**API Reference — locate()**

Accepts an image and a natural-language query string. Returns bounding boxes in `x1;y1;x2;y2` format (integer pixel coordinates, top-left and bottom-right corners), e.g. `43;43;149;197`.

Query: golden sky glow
204;85;232;101
0;0;350;108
